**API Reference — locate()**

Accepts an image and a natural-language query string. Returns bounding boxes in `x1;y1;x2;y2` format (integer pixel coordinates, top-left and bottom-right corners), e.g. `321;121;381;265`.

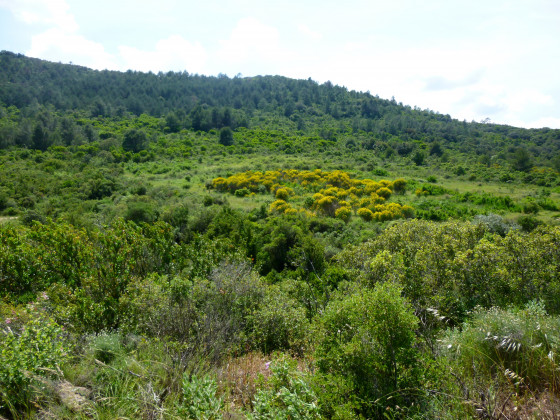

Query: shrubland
1;52;560;418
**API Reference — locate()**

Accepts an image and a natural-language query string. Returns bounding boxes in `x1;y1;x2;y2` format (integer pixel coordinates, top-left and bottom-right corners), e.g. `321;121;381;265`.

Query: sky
1;0;559;129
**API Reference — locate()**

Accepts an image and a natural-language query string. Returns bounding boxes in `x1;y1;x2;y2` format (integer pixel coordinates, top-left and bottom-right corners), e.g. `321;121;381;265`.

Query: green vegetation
1;52;560;418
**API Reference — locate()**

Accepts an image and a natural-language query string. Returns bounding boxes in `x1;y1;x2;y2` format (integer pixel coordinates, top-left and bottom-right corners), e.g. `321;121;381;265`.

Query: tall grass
439;302;560;417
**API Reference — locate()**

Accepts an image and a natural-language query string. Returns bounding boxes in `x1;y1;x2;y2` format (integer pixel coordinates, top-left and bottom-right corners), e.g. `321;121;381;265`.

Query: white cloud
504;89;554;113
218;17;288;64
4;0;207;73
27;27;116;69
118;36;207;73
524;117;560;129
0;0;78;32
2;0;116;69
424;70;484;91
298;24;322;41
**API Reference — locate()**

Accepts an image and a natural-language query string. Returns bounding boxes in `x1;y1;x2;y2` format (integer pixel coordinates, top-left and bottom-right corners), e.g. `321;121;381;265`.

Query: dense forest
1;51;560;419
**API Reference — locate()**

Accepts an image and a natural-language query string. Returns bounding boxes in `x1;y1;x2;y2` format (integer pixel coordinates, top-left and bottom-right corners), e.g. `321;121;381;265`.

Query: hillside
1;51;560;419
2;50;560;169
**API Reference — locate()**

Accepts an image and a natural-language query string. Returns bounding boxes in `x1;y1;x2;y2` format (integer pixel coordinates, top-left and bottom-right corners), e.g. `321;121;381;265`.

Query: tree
412;150;425;166
122;128;147;153
32;123;51;151
60;117;79;146
429;142;443;157
219;126;234;146
512;147;532;172
165;112;181;133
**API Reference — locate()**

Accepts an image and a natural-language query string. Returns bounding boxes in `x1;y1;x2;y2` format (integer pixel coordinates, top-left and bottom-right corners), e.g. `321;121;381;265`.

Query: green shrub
255;217;325;276
248;357;319;419
203;195;214;206
517;215;542;232
124;200;159;224
251;287;309;355
177;373;224;419
537;197;559;211
336;220;560;318
191;262;266;361
235;187;251;197
0;191;11;212
21;210;46;226
0;315;71;416
315;282;420;417
522;199;540;214
391;178;407;194
415;184;451;196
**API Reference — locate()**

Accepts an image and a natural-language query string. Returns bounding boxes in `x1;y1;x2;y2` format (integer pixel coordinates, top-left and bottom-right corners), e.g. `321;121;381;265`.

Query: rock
56;381;91;413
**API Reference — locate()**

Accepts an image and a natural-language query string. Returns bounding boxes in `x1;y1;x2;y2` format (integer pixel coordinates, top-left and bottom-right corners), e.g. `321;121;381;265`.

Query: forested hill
1;50;560;169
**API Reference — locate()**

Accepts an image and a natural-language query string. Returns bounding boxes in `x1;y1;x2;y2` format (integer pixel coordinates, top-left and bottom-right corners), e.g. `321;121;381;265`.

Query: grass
0;216;18;224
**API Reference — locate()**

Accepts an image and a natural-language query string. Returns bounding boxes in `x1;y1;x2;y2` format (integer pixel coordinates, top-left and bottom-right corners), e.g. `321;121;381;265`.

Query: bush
0;315;71;416
195;262;266;360
357;207;374;221
160;204;189;228
248;357;319;419
177;373;223;420
251;288;309;355
219;127;234;146
203;196;214;207
391;178;407;194
0;191;10;212
517;215;542;232
124;201;159;224
235;187;251;197
275;188;289;200
315;282;420;417
21;210;46;226
88;332;124;364
122;128;147;153
522;199;540;214
473;213;518;236
412;151;425;166
255;217;325;276
334;206;351;222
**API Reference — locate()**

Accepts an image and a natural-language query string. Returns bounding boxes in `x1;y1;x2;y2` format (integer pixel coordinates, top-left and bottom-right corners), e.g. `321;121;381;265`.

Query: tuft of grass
442;302;560;395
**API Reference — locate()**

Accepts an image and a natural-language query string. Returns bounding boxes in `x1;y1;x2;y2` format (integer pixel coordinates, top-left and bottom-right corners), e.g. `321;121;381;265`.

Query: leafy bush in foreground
248;357;319;419
0;314;71;417
178;373;224;420
315;282;420;418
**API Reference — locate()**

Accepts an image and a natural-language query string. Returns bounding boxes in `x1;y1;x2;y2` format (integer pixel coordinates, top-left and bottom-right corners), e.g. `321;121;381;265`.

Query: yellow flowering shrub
211;169;413;223
335;206;352;222
357;207;374;221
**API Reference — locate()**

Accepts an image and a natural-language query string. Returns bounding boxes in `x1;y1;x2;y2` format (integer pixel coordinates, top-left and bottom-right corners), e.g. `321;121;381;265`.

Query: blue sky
1;0;560;128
